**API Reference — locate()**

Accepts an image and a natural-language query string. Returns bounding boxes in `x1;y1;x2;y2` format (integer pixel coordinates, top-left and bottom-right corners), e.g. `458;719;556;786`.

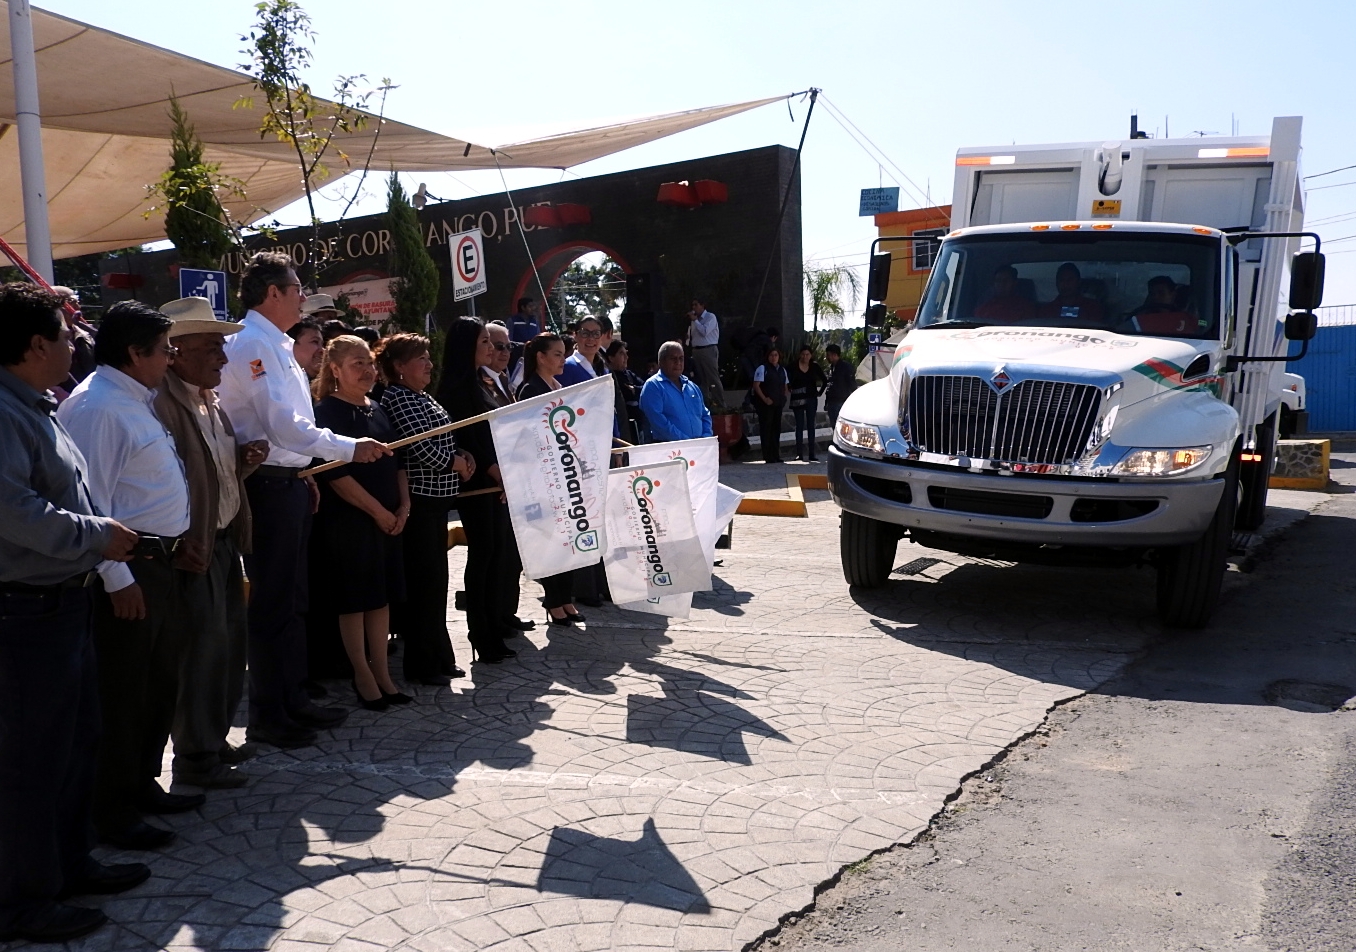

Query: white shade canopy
1;2;791;259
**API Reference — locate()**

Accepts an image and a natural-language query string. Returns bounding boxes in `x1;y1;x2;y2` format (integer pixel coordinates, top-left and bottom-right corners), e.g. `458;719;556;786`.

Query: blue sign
178;268;229;320
867;331;883;344
858;187;900;216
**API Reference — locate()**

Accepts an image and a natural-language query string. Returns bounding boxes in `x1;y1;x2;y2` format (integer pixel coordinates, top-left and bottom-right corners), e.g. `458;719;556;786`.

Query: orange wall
874;206;950;322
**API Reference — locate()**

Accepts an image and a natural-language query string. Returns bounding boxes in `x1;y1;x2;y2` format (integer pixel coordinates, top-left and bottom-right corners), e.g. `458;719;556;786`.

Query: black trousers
757;401;785;462
243;473;312;730
398;495;458;680
0;588;99;928
538;572;574;610
792;401;818;459
456;493;514;646
92;556;200;833
501;521;524;625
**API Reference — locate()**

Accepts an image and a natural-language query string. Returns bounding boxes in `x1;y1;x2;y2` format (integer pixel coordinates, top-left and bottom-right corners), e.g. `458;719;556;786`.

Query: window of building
911;228;945;271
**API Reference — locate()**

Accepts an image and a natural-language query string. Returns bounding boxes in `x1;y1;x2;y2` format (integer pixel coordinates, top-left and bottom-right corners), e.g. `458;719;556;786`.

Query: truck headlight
1110;445;1213;477
834;419;885;455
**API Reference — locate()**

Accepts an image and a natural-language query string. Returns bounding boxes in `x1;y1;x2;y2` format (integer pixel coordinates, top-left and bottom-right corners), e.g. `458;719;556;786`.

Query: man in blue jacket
639;341;712;442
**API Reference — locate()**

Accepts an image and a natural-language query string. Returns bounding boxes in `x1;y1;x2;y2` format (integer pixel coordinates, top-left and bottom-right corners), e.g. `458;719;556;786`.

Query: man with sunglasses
58;302;201;851
218;253;390;753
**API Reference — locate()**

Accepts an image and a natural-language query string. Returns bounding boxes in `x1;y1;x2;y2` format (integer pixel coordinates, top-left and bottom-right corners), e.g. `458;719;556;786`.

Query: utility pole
8;0;54;281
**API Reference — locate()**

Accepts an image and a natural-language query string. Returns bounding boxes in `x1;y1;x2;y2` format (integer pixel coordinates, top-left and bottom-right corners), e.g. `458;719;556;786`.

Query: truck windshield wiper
919;320;988;329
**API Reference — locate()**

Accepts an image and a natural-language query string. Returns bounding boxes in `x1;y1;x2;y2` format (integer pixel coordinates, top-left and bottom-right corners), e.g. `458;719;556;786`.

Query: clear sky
34;0;1356;317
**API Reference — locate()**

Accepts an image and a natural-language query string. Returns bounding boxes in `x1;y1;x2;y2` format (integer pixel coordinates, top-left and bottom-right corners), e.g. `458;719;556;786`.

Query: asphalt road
767;457;1356;952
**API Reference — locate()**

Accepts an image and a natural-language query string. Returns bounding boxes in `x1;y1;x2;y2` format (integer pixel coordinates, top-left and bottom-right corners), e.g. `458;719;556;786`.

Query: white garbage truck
827;117;1324;627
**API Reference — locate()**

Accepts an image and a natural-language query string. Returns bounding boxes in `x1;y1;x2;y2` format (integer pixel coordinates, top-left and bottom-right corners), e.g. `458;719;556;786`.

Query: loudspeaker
619;310;656;368
624;271;664;312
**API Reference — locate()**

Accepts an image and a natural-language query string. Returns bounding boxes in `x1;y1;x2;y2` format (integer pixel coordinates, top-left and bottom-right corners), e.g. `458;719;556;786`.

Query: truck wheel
1155;458;1239;629
841;511;899;588
1236;412;1277;532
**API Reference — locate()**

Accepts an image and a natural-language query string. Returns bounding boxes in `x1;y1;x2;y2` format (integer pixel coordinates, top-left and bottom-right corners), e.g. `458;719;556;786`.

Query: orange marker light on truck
1197;146;1270;159
956;155;1017;166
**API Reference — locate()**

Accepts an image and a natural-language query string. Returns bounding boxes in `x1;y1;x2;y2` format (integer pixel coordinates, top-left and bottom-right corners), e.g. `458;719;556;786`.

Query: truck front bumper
827;446;1224;546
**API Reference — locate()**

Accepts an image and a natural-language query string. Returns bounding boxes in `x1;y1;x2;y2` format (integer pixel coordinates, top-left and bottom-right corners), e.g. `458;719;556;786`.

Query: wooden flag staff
296;408;497;479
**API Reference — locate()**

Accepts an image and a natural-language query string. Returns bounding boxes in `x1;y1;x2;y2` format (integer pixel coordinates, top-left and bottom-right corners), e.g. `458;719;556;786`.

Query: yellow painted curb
1269;477;1328;491
735;473;830;517
446;522;467;549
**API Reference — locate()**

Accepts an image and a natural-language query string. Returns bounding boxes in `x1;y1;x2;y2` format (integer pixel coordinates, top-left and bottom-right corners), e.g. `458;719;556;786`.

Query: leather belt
136;534;183;560
254;464;303;478
0;571;98;595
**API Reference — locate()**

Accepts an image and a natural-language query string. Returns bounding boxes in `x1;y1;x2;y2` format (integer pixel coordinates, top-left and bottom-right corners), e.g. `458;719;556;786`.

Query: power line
1303;163;1356;180
819;95;951;221
1304;179;1356;191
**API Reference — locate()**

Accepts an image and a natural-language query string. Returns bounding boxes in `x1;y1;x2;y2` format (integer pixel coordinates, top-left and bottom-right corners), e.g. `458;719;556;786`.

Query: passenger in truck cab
1126;275;1197;336
974;265;1036;322
1037;262;1104;323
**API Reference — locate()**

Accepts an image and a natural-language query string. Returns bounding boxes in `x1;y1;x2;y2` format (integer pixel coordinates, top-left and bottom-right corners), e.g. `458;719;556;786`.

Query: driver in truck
974;265;1036;322
1038;262;1104;323
1127;275;1196;336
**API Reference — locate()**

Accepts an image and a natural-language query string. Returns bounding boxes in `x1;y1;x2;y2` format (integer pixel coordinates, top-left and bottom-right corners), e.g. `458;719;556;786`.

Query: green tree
385;173;439;334
803;263;862;331
553;257;626;323
237;0;390;272
146;96;247;268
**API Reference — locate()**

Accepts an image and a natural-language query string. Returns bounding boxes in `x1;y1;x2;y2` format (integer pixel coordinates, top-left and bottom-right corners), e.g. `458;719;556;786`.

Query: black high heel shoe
381;689;413;705
352;680;389;712
547;613;575;627
470;641;506;664
564;611;586;624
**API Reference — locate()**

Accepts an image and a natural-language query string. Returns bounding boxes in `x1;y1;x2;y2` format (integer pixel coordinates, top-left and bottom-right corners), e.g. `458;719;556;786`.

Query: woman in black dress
436;318;515;664
311;336;412;709
377;333;474;686
516;333;587;628
787;344;826;461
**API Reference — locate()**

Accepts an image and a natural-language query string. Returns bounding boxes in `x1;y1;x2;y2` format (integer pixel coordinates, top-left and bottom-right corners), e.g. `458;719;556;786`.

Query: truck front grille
909;376;1102;466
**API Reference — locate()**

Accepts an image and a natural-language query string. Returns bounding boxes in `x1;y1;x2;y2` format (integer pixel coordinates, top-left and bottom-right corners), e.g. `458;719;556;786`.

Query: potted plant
710;404;746;462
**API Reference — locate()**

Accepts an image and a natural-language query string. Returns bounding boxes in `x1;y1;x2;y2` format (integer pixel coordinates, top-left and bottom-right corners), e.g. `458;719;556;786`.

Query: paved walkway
11;476;1321;952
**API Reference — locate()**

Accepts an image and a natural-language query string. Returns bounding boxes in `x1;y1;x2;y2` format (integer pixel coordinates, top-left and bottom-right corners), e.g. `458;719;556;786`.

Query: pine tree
386;173;439;334
158;96;237;270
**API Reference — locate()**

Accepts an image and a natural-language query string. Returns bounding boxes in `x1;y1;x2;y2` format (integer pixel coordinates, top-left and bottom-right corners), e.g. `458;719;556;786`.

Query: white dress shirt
58;365;191;592
690;309;720;347
217;311;356;468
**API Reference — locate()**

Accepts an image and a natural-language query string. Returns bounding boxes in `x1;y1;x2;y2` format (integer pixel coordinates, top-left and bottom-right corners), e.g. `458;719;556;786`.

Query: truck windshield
916;232;1221;339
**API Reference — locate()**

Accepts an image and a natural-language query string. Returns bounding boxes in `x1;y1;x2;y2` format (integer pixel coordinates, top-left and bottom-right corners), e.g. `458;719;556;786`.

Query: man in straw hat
154;298;268;789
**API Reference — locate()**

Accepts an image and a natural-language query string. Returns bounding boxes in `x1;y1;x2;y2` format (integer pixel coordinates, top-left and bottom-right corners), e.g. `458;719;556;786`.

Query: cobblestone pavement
11;469;1315;952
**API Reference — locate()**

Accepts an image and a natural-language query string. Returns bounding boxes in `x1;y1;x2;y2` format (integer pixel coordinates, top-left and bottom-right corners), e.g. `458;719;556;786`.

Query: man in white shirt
686;297;723;408
58;302;203;851
217;252;389;751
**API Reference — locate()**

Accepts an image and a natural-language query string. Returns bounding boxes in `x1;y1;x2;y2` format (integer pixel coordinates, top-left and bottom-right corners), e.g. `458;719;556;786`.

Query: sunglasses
491;342;510;352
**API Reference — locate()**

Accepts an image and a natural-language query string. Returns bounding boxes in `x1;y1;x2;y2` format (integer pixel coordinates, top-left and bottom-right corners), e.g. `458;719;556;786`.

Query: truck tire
1236;412;1276;532
840;511;899;589
1155;458;1238;629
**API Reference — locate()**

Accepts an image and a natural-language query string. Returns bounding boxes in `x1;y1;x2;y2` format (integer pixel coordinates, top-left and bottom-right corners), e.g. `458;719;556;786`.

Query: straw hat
301;293;340;315
160;297;245;337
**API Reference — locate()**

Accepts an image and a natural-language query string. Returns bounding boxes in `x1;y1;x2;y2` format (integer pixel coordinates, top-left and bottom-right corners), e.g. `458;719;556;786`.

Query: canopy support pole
8;0;53;282
751;87;819;326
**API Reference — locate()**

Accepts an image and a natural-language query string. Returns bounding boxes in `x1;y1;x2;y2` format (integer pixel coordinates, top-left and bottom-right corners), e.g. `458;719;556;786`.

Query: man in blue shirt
507;297;541;344
639;341;712;442
0;283;144;943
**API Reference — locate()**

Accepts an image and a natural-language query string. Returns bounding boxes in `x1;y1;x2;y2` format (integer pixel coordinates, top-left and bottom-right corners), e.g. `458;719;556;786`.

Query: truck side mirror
864;303;888;325
1289;252;1325;311
1285;311;1317;342
867;253;892;303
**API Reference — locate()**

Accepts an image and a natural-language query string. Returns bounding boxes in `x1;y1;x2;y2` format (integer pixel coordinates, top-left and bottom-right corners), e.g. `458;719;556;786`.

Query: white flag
603;459;710;605
615;437;720;618
489;375;615;579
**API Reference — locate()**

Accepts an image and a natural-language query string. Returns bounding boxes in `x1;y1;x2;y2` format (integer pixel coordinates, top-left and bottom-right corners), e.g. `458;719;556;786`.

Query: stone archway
511;240;636;316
